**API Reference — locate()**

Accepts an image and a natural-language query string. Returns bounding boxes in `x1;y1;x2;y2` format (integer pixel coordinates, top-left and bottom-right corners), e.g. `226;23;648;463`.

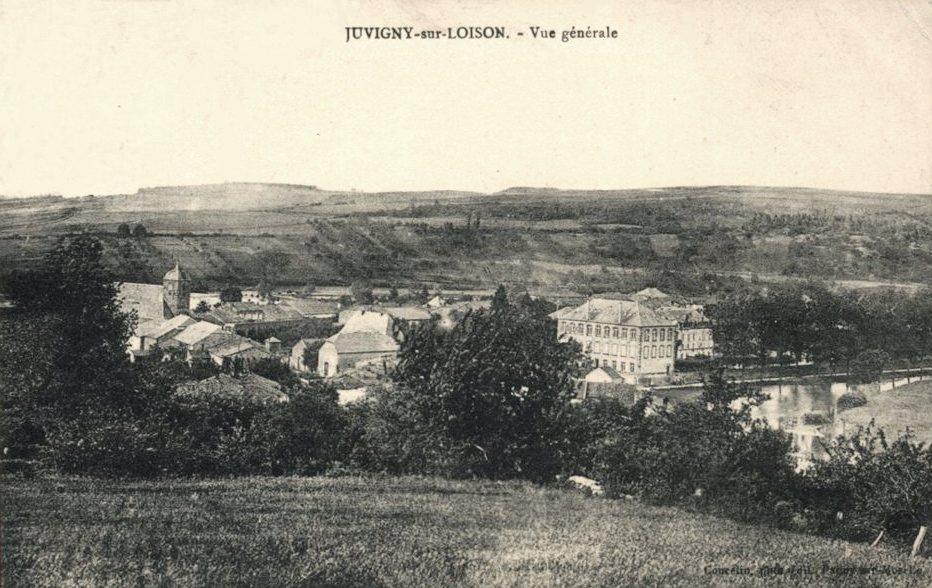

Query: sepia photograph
1;0;931;585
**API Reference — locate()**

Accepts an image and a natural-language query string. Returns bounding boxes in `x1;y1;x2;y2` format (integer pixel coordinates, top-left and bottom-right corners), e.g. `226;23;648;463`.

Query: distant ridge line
2;183;931;200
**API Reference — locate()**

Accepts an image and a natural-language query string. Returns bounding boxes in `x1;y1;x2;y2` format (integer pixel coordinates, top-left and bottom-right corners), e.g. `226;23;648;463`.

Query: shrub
836;390;868;411
245;385;348;475
219;287;242;303
560;396;636;476
802;411;831;425
42;408;170;477
160;390;265;475
41;365;351;478
351;281;374;305
803;423;932;542
583;372;800;522
249;357;300;388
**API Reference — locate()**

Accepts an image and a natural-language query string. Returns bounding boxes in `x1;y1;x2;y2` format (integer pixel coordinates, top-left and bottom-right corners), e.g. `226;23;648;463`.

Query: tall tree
219;286;243;303
1;235;137;430
490;284;509;314
370;296;583;481
351;281;374;305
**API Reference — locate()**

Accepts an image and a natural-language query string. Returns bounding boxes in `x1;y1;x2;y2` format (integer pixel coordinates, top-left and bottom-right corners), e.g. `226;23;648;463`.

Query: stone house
317;331;400;377
551;295;679;385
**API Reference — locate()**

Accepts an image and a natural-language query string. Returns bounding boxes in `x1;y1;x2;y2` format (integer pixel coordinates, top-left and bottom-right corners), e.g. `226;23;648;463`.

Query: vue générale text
345;26;620;43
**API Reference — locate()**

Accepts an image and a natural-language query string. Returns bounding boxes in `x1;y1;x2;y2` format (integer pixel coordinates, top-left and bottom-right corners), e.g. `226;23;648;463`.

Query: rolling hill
0;183;929;292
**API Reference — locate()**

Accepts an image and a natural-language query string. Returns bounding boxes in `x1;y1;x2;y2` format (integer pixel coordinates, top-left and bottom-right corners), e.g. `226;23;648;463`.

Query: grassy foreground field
3;475;930;587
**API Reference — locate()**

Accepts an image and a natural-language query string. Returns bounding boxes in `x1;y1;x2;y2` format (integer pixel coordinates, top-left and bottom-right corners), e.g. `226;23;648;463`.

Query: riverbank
655;366;932;391
3;475;930;586
838;380;932;446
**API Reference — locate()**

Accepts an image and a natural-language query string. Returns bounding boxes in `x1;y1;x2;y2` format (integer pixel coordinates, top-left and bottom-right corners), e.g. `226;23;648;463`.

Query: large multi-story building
629;288;714;359
551;296;679;384
551;289;715;384
665;307;714;359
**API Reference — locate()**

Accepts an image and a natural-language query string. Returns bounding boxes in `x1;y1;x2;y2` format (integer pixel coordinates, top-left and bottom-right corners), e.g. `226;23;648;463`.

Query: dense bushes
43;407;174;477
41;373;347;478
802;424;932;543
557;372;931;546
577;374;799;519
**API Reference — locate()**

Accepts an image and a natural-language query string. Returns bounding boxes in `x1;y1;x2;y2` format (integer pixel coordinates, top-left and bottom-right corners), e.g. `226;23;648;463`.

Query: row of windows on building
561;322;676;342
683;329;711;342
594;358;636;372
587;342;675;359
682;340;713;349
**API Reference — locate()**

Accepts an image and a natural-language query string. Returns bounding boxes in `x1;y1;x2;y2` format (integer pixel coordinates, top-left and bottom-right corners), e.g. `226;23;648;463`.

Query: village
121;262;715;405
3;1;931;582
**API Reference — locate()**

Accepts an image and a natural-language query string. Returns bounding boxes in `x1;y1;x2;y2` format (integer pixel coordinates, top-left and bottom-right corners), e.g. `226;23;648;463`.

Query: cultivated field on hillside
1;184;930;290
3;475;930;587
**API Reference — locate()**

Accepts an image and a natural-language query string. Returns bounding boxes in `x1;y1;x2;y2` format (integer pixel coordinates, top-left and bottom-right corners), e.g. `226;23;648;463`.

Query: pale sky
1;0;930;197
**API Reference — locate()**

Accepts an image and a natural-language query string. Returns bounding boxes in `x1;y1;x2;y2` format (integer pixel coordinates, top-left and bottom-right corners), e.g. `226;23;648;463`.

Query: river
752;373;929;428
662;372;930;468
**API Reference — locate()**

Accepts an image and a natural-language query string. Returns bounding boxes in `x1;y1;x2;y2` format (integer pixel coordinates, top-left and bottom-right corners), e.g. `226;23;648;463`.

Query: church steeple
162;261;190;318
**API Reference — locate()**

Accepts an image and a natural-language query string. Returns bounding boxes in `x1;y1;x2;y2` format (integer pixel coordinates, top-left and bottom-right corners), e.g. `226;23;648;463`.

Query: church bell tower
162;262;190;318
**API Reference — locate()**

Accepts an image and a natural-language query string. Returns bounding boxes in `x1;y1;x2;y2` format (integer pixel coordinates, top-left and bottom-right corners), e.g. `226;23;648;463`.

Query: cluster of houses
122;264;302;367
119;264;714;402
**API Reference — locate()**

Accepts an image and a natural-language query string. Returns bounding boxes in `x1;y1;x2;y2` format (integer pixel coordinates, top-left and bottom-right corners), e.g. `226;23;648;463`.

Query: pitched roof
328;358;395;390
381;306;432;321
550;298;677;327
204;301;305;325
657;307;691;322
433;301;492;326
291;337;324;353
341;310;394;335
209;339;270;360
195;331;239;350
141;314;196;339
341;306;432;325
278;298;340;318
118;282;165;323
631;287;670;300
175;373;287;404
174;320;223;346
450;300;492;312
325;331;400;354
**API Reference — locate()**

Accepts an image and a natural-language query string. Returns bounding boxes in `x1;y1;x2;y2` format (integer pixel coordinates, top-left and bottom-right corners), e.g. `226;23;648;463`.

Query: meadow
840;379;932;446
3;475;930;587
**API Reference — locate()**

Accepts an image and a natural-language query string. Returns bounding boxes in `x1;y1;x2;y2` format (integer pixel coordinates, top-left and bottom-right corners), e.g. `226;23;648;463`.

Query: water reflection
668;373;928;468
751;374;926;429
759;375;927;467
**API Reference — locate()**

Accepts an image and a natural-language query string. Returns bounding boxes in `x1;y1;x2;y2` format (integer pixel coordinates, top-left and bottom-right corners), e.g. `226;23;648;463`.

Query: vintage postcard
1;1;930;586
